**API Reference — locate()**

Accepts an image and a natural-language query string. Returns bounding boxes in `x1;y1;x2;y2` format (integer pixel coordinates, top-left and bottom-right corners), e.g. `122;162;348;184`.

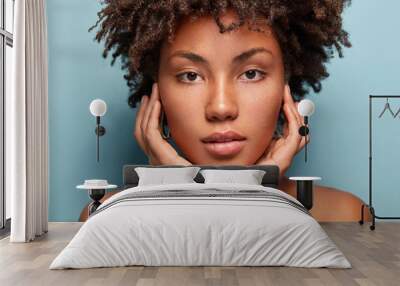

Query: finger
147;99;163;132
283;103;300;138
281;119;289;138
141;83;158;148
282;102;302;153
134;96;149;152
146;100;180;163
283;87;303;142
145;100;170;162
144;83;161;133
142;84;157;131
283;85;302;126
135;96;147;131
293;102;303;126
143;84;161;150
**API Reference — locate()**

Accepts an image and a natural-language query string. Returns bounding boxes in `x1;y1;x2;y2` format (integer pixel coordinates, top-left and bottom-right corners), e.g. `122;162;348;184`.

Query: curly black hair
90;0;351;110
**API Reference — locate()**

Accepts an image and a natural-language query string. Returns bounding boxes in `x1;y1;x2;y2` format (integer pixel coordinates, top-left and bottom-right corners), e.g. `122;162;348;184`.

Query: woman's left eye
239;69;266;81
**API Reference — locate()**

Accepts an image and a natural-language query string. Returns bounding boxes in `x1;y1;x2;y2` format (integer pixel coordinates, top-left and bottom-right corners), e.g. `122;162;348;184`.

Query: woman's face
158;10;285;165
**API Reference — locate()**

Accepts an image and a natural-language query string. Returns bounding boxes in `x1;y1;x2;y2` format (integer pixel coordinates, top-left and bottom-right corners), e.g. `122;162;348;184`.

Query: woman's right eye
176;72;203;83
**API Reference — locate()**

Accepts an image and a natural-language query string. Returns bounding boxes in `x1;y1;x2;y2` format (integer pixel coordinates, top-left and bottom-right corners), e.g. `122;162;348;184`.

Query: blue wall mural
47;0;400;221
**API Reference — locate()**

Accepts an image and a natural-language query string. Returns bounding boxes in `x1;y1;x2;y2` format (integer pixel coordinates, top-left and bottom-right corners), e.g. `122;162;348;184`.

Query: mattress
50;183;351;269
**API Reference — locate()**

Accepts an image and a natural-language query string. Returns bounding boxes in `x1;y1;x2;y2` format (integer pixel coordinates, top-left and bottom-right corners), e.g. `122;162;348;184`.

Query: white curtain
6;0;49;242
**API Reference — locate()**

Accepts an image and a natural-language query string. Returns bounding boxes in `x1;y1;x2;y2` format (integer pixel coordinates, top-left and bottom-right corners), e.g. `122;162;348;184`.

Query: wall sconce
89;99;107;162
297;99;315;162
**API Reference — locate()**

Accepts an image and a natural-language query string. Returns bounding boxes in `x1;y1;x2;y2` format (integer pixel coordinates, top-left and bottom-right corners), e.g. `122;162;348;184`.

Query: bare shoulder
278;177;369;222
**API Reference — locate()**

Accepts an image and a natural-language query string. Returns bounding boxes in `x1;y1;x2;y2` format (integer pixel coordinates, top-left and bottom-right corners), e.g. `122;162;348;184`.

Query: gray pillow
200;169;266;185
135;167;201;186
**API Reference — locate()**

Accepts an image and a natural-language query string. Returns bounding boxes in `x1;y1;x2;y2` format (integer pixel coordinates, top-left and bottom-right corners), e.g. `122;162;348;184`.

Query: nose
205;82;239;122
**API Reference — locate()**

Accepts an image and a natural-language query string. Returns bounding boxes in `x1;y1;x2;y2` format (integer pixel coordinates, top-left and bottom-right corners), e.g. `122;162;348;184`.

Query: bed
50;165;350;269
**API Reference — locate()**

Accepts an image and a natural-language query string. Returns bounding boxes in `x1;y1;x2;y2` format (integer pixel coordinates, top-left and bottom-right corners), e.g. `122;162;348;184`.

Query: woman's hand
255;85;307;178
134;83;192;166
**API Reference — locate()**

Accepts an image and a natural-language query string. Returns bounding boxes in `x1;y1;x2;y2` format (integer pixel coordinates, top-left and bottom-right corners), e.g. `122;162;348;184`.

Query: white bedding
50;183;351;269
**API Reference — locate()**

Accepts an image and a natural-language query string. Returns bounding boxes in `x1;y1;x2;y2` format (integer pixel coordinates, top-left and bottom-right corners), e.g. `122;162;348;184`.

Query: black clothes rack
359;95;400;230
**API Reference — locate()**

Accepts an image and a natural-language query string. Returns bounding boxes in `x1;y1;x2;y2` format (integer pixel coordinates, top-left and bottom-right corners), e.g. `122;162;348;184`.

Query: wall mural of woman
88;0;367;221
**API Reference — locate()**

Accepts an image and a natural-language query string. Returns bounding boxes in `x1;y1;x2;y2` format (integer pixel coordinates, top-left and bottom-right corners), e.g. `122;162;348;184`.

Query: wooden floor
0;222;399;286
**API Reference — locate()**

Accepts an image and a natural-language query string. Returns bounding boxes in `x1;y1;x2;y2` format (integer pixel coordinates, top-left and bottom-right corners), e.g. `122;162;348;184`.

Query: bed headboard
122;165;280;189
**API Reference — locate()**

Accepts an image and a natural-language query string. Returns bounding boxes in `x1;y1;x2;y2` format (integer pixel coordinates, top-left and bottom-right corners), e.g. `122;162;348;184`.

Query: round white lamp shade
89;99;107;117
298;99;315;116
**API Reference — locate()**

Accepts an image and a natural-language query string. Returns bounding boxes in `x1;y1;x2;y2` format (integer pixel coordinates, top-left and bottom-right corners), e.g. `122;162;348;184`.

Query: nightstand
77;180;118;215
289;176;321;210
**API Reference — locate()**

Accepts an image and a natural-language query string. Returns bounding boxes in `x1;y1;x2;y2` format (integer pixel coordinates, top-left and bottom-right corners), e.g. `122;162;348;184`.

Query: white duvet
50;183;351;269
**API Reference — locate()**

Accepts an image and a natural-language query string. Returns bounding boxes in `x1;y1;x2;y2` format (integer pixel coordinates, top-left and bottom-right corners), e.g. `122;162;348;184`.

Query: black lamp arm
94;116;106;162
298;116;310;162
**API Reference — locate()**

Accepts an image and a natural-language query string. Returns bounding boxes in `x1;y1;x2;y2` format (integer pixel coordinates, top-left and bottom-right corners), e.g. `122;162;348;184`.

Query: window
0;0;14;233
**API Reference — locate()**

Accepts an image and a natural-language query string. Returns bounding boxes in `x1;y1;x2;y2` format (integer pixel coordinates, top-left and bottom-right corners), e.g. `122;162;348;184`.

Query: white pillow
135;167;201;186
200;169;266;185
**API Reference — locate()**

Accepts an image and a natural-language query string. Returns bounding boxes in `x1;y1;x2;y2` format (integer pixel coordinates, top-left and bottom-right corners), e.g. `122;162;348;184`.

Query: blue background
47;0;400;221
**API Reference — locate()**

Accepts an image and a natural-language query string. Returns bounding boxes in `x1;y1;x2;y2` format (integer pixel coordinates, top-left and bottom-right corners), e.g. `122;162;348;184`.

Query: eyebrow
233;47;273;64
168;47;273;66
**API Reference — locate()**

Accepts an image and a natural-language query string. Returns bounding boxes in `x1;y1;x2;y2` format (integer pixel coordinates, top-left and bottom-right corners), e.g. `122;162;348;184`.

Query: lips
201;130;246;157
